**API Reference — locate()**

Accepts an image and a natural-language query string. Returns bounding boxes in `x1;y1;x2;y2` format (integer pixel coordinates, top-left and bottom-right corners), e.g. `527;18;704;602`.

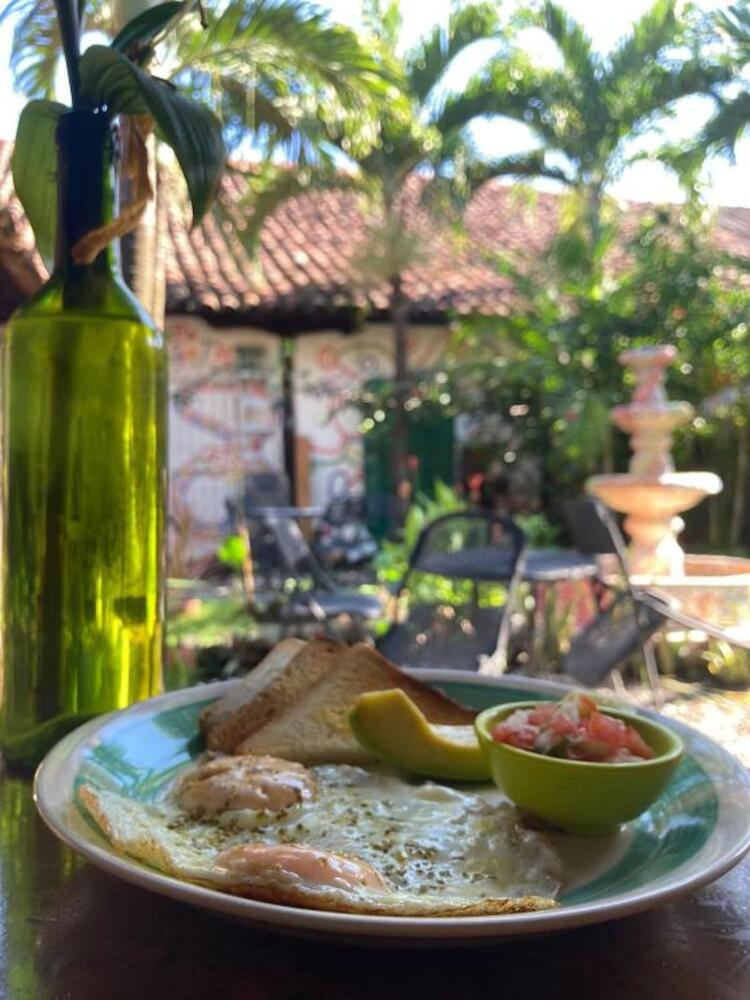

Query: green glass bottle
0;110;167;769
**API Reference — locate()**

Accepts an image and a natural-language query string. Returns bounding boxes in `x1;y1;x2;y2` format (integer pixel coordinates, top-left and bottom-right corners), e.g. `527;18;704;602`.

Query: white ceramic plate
34;672;750;944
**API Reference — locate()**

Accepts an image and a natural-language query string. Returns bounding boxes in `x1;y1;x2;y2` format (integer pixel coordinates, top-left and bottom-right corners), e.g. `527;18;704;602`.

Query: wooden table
2;773;748;1000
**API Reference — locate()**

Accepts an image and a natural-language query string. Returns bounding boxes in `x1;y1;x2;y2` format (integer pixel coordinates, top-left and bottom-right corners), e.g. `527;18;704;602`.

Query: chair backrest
564;497;624;558
322;495;367;527
244;472;290;509
560;591;669;686
264;515;332;589
407;510;526;584
377;510;526;671
561;497;670;685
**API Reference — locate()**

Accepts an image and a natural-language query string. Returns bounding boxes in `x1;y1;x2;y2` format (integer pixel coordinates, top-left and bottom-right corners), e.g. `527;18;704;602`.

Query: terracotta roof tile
1;140;750;329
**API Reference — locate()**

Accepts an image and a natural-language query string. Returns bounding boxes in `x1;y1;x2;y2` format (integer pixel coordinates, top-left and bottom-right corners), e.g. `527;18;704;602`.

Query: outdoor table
244;505;324;520
416;546;600;584
1;768;748;998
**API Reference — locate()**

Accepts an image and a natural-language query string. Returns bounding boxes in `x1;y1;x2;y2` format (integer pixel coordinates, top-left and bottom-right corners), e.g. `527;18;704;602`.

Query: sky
1;0;749;206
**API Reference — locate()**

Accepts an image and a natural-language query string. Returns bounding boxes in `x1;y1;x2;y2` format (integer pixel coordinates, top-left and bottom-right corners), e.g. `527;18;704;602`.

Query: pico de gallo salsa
491;692;655;763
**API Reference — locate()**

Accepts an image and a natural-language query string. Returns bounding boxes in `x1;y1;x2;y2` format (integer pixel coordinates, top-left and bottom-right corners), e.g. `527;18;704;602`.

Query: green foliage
167;595;256;647
351;2;505;282
701;639;750;687
664;2;750;178
515;513;560;548
442;0;731;246
110;1;185;58
404;1;501;104
78;44;225;224
437;200;750;545
2;0;391;247
11;99;66;265
173;0;394;157
216;534;248;571
7;1;225;260
1;0;75;99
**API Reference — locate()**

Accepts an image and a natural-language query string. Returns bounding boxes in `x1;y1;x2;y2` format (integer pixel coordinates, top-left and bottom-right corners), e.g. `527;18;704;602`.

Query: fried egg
78;755;561;917
176;755;316;817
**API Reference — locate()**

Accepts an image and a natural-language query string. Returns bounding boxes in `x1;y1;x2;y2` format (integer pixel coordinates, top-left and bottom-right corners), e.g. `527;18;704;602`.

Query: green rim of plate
71;679;722;908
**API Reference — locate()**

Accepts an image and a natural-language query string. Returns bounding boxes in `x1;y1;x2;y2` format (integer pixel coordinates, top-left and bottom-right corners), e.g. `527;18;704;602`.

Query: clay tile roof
2;139;750;330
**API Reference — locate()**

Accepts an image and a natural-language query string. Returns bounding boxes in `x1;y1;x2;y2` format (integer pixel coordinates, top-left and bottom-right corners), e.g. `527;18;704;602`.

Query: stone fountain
587;345;721;577
586;345;750;640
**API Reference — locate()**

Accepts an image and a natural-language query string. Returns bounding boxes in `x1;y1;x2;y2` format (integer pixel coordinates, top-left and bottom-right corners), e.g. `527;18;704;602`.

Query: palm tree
687;2;750;166
439;0;732;249
2;0;388;140
0;0;391;315
335;0;505;521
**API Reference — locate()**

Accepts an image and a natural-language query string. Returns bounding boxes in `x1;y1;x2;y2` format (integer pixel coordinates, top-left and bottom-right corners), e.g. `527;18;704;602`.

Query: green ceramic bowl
475;701;684;836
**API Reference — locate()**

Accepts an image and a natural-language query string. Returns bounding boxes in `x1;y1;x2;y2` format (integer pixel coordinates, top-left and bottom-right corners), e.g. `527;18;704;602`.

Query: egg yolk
215;843;390;892
177;755;316;817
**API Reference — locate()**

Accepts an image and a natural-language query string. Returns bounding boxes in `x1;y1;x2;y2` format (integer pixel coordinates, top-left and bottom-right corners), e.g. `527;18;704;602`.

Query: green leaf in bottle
110;1;186;57
78;44;225;225
11;99;67;268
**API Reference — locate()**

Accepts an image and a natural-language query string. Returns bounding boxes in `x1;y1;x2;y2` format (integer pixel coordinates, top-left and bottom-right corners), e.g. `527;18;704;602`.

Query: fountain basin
587;473;722;519
611;403;693;438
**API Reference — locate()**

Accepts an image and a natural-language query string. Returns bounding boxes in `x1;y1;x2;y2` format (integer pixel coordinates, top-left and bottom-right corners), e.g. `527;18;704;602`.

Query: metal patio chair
376;510;527;672
559;498;669;703
263;514;383;631
313;495;378;570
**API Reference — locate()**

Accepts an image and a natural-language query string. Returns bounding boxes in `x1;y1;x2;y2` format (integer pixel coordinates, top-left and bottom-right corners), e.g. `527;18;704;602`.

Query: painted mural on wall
294;325;450;507
167;317;283;567
166;318;449;566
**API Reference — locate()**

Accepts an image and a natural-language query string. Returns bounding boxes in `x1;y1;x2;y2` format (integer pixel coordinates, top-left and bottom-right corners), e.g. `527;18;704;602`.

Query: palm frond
405;1;501;104
171;0;396;159
2;0;61;98
520;0;599;84
361;0;402;51
436;55;581;150
699;90;750;160
633;141;704;194
173;0;394;111
717;1;750;50
606;0;677;84
613;59;733;133
465;151;573;188
1;0;109;98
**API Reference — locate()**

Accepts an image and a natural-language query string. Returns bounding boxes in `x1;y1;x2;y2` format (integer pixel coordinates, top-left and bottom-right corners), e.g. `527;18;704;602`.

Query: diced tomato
624;725;655;760
528;705;556;725
491;722;538;751
491;694;656;762
587;710;628;749
547;713;577;739
576;694;598;719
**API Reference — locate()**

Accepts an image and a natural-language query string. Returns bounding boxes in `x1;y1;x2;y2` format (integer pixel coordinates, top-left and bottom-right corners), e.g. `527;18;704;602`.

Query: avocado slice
348;688;490;782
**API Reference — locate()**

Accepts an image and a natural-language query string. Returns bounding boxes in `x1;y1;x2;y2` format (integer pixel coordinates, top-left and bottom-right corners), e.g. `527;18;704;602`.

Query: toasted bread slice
199;638;306;739
201;638;343;753
234;643;476;765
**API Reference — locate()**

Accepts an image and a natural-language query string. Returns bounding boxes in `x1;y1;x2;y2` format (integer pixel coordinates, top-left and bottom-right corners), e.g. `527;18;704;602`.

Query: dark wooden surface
1;774;749;1000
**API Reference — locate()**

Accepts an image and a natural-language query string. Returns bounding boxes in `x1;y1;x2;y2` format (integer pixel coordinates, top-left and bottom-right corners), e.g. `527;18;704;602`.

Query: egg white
78;759;561;917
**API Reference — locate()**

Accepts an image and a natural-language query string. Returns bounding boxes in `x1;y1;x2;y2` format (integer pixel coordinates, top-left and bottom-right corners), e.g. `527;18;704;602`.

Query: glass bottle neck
54;110;119;281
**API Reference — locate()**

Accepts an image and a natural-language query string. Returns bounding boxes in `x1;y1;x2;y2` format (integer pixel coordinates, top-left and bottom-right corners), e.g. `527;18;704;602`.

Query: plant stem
56;0;81;107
